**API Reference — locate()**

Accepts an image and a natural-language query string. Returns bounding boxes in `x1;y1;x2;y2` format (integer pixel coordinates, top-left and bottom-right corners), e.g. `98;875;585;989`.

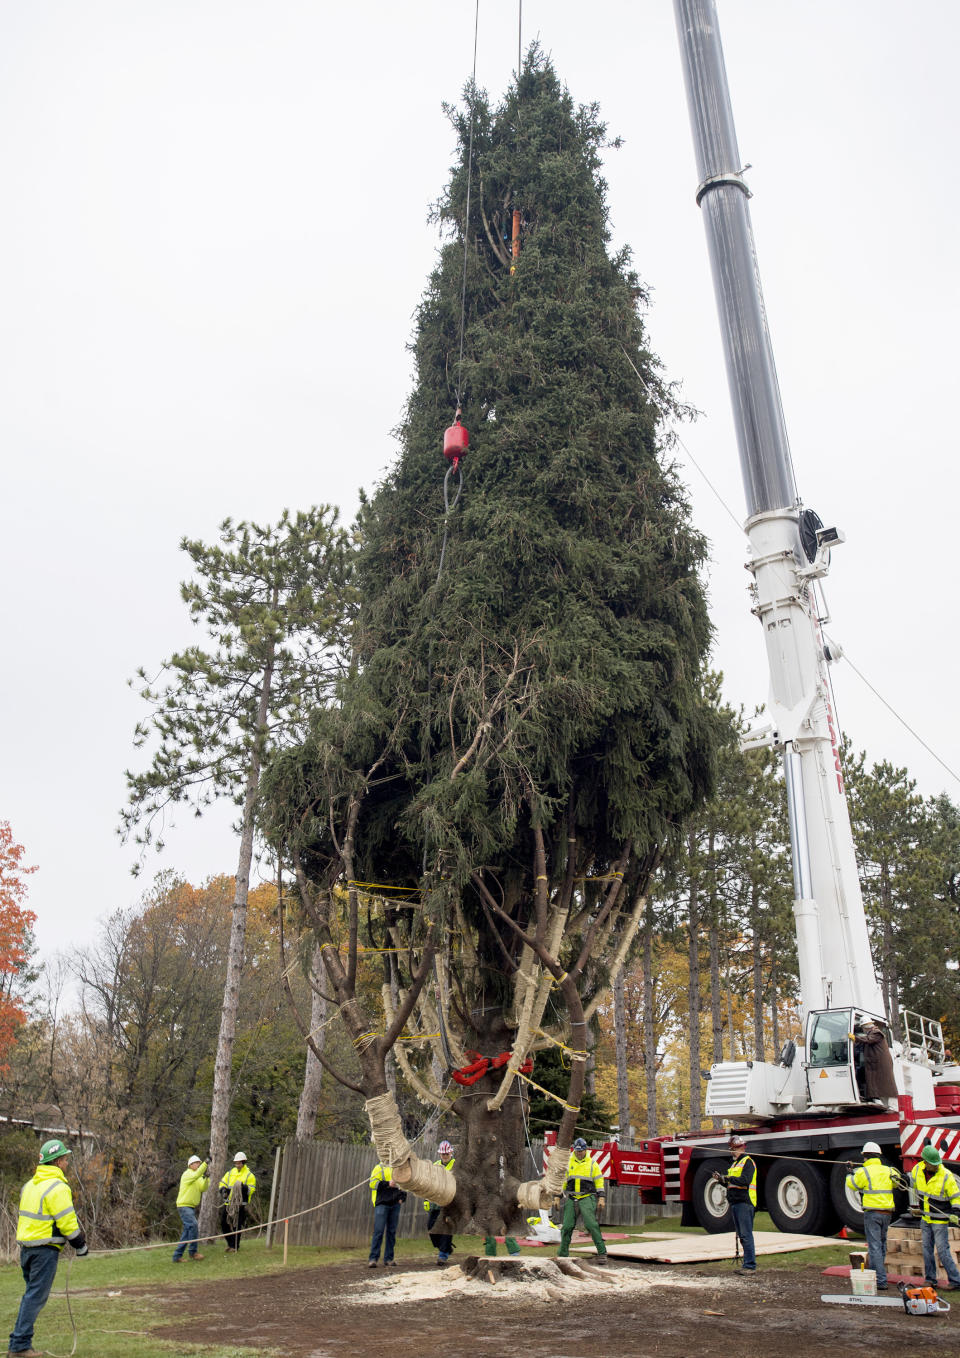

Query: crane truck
548;0;960;1237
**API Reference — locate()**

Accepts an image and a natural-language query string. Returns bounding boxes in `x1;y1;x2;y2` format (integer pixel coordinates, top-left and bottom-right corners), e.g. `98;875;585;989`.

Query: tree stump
458;1256;615;1286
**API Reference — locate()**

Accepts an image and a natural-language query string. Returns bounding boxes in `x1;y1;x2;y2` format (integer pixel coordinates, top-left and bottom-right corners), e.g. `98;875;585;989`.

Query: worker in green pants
556;1138;608;1264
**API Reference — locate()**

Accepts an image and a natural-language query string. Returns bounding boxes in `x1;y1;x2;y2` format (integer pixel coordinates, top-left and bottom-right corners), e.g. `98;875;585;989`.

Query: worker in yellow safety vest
910;1145;960;1289
714;1135;757;1274
172;1154;210;1263
368;1161;407;1268
556;1138;607;1264
423;1140;456;1266
218;1151;256;1254
10;1138;88;1358
844;1140;905;1290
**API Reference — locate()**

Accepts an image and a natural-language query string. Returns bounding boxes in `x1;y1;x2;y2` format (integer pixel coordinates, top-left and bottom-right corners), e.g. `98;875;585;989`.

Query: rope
42;1252;78;1358
348;881;421;894
515;1067;580;1114
454;0;480;407
535;1027;588;1062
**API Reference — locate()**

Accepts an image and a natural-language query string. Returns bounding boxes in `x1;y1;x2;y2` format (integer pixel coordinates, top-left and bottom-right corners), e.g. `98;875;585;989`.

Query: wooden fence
267;1137;645;1248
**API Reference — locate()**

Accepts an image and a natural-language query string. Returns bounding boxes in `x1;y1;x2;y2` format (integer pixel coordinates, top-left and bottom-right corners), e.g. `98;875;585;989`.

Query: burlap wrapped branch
515;1140;571;1210
365;1092;413;1167
515;1179;550;1210
364;1091;456;1205
542;1144;571;1196
392;1153;456;1205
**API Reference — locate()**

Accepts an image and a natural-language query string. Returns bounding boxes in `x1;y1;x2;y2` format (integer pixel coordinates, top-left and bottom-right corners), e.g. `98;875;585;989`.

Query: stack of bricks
886;1223;960;1280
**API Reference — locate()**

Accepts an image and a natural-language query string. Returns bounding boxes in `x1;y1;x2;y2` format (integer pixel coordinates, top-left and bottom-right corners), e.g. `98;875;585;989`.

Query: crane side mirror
777;1039;797;1069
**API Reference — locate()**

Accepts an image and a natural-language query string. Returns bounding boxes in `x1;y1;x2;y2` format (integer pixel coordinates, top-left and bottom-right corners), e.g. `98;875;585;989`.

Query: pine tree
121;507;350;1231
263;52;717;1237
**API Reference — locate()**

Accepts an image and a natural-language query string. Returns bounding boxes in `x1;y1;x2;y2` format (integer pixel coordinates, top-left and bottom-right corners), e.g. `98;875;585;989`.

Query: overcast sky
3;1;958;958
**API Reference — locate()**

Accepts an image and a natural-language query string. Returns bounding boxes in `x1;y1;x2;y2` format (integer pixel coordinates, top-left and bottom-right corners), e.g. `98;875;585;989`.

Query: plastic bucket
851;1269;877;1296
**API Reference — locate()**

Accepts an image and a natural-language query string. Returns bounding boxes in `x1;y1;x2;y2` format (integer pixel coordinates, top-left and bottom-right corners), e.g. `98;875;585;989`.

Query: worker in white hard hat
424;1140;456;1266
218;1152;256;1253
844;1142;905;1290
172;1153;210;1262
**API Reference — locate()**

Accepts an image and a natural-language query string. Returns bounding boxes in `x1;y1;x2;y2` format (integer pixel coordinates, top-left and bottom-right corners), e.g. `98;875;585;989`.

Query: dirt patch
148;1259;959;1357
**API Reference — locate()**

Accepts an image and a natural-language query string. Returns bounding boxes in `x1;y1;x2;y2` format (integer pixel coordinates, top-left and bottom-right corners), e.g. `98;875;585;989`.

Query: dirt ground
149;1257;960;1358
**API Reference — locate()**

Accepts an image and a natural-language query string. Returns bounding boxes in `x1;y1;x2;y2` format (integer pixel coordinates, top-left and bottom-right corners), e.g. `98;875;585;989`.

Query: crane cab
804;1008;880;1108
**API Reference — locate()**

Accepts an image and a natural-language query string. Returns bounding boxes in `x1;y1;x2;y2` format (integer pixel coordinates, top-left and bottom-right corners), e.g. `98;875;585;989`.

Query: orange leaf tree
0;821;37;1067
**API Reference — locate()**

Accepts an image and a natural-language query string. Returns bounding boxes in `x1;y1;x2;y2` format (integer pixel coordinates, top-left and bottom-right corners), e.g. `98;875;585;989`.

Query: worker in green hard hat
556;1138;608;1265
9;1139;88;1357
910;1145;960;1289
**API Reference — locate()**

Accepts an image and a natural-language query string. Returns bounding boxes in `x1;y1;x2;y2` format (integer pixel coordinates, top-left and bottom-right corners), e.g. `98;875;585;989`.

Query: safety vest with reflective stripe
219;1165;256;1200
370;1162;405;1206
727;1155;757;1207
910;1163;960;1224
17;1165;82;1249
176;1162;210;1209
564;1153;604;1199
424;1156;455;1212
846;1156;897;1211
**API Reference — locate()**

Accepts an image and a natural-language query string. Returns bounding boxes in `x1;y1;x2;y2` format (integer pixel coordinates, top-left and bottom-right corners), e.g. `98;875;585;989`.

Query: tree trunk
384;971;399;1099
642;898;657;1137
770;953;780;1055
613;967;630;1139
751;881;764;1061
200;649;274;1237
687;830;701;1132
725;945;736;1058
707;829;723;1064
441;1067;527;1237
584;1016;596;1098
295;942;328;1141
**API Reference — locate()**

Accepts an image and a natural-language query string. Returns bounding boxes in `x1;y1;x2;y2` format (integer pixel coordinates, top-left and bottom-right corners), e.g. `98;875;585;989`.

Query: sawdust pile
353;1258;705;1306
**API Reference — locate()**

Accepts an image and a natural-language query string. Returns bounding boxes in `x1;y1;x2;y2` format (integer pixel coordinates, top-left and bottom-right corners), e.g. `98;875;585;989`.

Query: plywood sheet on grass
574;1230;840;1263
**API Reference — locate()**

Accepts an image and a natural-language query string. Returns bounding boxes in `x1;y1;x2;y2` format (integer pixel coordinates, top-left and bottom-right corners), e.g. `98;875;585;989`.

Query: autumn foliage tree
0;820;37;1067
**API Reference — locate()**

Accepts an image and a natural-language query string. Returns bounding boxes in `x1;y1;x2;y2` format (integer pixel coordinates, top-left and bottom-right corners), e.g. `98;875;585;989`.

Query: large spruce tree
264;52;717;1237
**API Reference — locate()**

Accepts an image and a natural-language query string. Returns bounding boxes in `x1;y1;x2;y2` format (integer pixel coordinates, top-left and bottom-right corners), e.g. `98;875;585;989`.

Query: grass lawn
0;1218;852;1356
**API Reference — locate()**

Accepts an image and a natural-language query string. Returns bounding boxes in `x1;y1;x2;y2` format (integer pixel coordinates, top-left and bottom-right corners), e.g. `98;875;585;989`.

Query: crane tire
828;1160;865;1232
766;1159;836;1235
691;1159;733;1233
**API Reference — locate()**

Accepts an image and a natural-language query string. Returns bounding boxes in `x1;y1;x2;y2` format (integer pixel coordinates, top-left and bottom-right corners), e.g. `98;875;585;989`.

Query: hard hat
921;1145;943;1166
188;1154;202;1165
573;1137;588;1153
233;1151;247;1162
728;1135;746;1147
38;1138;71;1165
861;1141;881;1156
438;1140;454;1155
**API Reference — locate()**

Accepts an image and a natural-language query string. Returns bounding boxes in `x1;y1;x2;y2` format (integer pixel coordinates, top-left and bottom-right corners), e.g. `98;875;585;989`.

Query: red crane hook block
443;414;469;468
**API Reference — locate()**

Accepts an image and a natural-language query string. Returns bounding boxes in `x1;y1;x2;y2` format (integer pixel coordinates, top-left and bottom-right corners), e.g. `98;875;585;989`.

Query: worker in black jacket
713;1135;757;1274
367;1162;407;1267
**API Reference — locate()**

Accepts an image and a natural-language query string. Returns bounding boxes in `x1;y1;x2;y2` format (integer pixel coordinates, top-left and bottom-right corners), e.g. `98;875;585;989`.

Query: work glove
711;1172;724;1184
597;1196;606;1217
75;1244;89;1256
